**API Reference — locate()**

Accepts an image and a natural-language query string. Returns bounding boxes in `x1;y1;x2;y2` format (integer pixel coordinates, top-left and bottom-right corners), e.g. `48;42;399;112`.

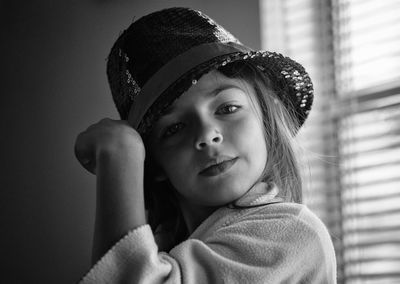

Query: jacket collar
227;182;282;208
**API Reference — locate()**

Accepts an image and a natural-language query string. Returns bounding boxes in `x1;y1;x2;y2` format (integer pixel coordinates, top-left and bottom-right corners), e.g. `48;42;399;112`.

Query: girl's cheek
160;142;190;168
236;116;263;141
230;114;254;130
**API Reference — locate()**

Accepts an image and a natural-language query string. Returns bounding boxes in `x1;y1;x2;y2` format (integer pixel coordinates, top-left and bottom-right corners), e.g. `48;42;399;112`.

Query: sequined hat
107;7;314;135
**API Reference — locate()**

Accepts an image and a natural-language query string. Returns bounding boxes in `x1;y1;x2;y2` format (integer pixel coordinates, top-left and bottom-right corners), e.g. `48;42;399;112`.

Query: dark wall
1;0;260;283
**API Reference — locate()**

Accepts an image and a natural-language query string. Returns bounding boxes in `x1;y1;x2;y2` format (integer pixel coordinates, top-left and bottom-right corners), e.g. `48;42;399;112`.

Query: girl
75;7;337;283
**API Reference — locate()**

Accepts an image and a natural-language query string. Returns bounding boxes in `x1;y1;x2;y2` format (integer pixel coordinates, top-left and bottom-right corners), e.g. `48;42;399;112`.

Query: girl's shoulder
232;202;333;244
248;201;320;224
216;202;336;262
193;200;331;244
249;202;333;242
225;202;325;234
192;183;329;240
186;202;337;282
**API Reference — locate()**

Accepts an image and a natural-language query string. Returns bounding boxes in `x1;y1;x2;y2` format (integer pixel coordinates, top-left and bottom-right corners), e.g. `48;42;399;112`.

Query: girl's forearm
92;149;146;264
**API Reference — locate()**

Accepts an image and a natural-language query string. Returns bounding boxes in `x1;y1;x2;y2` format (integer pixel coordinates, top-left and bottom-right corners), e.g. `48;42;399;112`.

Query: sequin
196;11;239;44
121;54;141;100
129;35;314;136
127;79;141;100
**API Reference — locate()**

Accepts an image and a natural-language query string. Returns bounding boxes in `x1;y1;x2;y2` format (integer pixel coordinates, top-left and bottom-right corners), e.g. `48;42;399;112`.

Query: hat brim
131;43;313;136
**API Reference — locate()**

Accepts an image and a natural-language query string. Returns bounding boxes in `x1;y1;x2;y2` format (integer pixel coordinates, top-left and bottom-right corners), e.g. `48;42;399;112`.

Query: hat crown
107;7;314;134
119;7;239;86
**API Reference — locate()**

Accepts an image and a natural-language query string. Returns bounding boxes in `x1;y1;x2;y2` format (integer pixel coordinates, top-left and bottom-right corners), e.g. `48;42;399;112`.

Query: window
260;0;400;283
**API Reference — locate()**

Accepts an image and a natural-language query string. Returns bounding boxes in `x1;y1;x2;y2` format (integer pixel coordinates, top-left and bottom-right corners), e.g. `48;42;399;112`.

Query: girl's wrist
95;136;146;166
95;146;145;187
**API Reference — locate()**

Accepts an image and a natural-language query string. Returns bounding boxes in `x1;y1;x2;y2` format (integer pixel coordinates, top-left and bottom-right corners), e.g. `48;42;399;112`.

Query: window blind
260;0;400;283
338;89;400;283
334;0;400;95
334;0;400;282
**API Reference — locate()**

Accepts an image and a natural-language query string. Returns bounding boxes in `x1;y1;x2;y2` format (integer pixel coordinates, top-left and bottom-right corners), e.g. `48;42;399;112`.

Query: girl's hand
74;118;145;174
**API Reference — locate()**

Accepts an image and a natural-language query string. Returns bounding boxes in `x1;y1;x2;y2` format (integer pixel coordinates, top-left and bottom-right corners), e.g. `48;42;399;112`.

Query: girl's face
148;70;268;206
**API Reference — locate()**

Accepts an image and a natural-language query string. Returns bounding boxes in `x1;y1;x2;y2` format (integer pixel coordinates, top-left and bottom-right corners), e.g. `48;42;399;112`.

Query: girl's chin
198;174;248;190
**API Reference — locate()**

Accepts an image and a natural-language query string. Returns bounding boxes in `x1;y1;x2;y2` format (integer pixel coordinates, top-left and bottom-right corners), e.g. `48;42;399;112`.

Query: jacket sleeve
78;207;336;284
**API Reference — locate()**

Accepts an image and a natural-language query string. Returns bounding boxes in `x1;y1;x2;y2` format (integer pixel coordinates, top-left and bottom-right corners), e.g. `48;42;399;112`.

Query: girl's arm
74;118;147;264
92;145;146;263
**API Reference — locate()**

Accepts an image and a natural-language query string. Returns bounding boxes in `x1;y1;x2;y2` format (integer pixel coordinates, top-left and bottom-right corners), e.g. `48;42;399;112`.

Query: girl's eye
217;104;241;114
162;122;184;138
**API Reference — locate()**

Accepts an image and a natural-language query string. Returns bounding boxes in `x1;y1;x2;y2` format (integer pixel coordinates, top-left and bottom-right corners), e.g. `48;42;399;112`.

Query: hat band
127;42;252;129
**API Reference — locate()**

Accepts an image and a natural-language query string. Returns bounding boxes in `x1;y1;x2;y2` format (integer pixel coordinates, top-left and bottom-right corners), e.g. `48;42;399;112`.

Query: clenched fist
74;118;145;174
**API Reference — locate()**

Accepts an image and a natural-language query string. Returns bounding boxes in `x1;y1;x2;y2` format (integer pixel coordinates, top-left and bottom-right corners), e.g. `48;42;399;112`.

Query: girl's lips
199;157;238;177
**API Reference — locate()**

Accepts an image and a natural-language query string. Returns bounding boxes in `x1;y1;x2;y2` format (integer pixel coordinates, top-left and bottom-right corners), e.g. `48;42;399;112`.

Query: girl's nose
195;125;223;150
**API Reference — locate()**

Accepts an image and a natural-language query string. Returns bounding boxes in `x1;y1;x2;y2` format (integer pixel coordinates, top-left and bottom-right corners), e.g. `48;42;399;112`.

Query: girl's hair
143;61;302;248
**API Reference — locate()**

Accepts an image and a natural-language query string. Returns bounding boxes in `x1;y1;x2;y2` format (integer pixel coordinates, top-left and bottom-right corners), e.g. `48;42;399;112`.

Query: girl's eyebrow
161;83;244;116
209;83;243;97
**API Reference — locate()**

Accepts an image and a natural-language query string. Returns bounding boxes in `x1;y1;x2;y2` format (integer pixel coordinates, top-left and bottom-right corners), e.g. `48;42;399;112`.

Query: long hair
143;61;303;249
219;61;303;203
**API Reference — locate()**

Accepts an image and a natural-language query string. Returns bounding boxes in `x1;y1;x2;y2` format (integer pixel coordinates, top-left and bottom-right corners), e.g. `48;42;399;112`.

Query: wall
1;0;260;283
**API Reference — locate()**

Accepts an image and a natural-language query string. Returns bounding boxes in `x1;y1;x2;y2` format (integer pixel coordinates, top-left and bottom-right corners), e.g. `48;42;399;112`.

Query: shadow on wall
1;0;260;283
